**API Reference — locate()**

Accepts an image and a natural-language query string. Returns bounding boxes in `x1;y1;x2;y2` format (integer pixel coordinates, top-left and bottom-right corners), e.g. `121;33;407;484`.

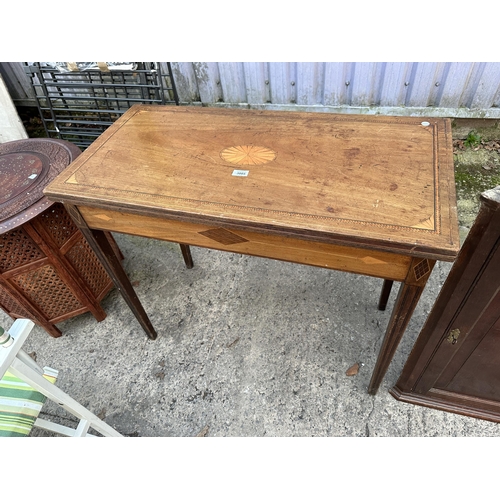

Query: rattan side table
0;138;122;338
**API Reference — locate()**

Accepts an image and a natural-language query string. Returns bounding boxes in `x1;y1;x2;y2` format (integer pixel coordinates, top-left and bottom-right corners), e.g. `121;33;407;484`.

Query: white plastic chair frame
0;319;122;437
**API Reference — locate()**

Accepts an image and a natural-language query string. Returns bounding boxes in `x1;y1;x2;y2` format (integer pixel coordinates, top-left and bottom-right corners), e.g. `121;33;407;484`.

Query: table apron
79;206;412;282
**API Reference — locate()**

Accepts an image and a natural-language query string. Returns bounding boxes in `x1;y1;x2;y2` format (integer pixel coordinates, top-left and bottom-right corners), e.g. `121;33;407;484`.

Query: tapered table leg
180;244;194;269
65;204;158;340
378;279;394;311
368;258;435;395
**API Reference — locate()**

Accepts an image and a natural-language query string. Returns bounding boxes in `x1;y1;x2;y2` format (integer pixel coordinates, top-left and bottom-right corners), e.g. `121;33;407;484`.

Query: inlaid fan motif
220;145;277;165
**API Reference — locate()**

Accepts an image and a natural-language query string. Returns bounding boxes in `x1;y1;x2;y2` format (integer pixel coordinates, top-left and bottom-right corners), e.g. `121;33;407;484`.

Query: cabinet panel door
415;248;500;395
441;314;500;401
391;187;500;422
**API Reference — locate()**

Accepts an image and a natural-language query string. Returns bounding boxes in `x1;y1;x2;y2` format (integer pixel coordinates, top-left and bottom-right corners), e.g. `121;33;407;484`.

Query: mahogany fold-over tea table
44;105;459;394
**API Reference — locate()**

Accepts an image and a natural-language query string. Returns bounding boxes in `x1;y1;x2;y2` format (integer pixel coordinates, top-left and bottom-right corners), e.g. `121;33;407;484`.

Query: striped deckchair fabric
0;367;58;437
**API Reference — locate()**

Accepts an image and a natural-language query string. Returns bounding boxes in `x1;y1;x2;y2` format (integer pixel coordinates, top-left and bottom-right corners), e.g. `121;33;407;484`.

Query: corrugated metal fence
2;62;500;118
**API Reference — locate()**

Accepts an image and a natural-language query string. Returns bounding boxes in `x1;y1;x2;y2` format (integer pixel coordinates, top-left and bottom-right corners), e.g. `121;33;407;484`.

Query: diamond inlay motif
413;259;431;281
199;228;249;246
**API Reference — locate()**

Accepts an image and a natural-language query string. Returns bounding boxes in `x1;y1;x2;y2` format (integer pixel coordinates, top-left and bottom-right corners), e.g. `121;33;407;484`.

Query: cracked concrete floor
2;235;500;438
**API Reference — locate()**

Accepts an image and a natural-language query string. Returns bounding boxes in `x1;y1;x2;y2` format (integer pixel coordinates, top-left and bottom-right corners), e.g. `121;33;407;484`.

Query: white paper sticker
232;170;249;177
28;174;38;179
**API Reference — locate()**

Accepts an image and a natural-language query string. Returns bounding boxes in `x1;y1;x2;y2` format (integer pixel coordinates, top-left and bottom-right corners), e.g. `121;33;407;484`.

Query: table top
44;105;460;260
0;138;81;234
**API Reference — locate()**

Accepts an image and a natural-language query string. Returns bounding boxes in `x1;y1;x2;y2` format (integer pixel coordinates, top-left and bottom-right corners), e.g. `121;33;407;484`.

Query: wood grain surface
1;138;82;234
44;105;459;260
79;205;412;281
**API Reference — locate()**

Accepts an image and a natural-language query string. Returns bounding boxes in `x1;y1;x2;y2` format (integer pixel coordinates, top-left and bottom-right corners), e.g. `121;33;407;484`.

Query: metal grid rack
25;62;179;149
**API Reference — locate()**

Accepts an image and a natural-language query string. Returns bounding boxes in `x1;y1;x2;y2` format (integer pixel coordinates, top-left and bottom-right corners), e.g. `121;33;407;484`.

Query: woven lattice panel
0;287;33;319
11;264;83;320
38;203;78;248
0;228;44;273
65;238;111;297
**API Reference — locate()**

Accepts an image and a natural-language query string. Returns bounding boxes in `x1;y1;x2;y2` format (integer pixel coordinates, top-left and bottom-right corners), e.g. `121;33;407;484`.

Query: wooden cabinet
391;186;500;422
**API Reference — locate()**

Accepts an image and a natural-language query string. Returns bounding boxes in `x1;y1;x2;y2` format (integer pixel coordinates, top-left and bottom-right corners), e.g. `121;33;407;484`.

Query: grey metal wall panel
323;62;351;106
171;62;200;103
243;62;270;104
460;62;485;108
405;62;440;107
470;63;500;109
218;62;246;103
378;62;412;107
350;62;384;106
268;62;296;104
296;62;325;105
192;62;223;103
438;62;474;108
3;61;500;118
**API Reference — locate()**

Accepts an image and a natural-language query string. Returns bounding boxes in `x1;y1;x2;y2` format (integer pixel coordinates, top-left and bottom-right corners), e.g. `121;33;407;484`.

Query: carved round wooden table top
0;138;81;234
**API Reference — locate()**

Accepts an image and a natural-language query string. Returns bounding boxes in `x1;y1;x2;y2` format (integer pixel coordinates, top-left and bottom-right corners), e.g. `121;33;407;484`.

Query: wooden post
368;258;435;395
64;204;158;340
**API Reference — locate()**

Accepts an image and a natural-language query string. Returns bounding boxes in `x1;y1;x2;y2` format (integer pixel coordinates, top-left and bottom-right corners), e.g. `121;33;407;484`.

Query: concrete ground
3;236;500;438
2;120;500;437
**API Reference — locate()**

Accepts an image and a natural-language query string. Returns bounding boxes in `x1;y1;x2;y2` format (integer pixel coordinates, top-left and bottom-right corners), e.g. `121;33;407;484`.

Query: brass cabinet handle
447;328;460;345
